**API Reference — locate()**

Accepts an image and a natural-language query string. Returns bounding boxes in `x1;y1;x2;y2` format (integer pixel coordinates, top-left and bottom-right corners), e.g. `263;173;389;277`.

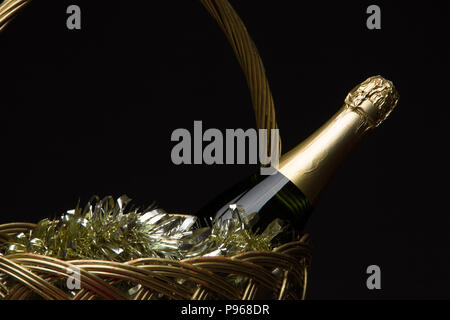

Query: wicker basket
0;0;312;300
0;223;311;300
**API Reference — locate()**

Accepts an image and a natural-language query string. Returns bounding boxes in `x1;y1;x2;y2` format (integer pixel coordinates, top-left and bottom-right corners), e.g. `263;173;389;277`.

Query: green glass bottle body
195;171;313;238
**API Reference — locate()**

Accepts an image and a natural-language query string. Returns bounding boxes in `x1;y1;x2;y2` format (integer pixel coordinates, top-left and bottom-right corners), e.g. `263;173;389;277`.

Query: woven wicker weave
0;0;311;300
0;223;311;300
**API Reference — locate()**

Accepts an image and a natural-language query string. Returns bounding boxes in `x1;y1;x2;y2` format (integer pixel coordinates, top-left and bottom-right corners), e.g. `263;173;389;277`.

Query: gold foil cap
345;75;399;128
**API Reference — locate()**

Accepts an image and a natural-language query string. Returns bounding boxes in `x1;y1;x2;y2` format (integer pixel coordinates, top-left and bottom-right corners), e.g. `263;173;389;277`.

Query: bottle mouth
344;75;400;128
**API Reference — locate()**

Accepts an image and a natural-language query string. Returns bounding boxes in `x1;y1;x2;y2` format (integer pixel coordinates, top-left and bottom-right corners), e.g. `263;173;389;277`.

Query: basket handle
0;0;30;33
200;0;282;157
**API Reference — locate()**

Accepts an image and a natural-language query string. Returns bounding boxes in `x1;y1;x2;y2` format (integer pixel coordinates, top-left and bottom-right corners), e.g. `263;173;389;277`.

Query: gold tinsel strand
2;195;286;262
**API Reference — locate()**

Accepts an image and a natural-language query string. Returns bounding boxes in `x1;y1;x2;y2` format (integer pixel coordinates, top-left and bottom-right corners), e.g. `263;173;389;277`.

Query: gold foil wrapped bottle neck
279;76;399;205
345;75;399;128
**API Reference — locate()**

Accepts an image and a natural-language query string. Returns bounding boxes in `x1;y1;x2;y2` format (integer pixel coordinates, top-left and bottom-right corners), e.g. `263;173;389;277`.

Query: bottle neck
278;102;375;205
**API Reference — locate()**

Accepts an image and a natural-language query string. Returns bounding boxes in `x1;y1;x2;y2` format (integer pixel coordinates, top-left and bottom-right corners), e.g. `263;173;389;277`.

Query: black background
1;0;449;299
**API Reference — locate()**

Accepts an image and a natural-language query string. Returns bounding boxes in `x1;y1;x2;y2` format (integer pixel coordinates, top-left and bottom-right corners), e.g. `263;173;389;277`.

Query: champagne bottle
195;76;399;236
